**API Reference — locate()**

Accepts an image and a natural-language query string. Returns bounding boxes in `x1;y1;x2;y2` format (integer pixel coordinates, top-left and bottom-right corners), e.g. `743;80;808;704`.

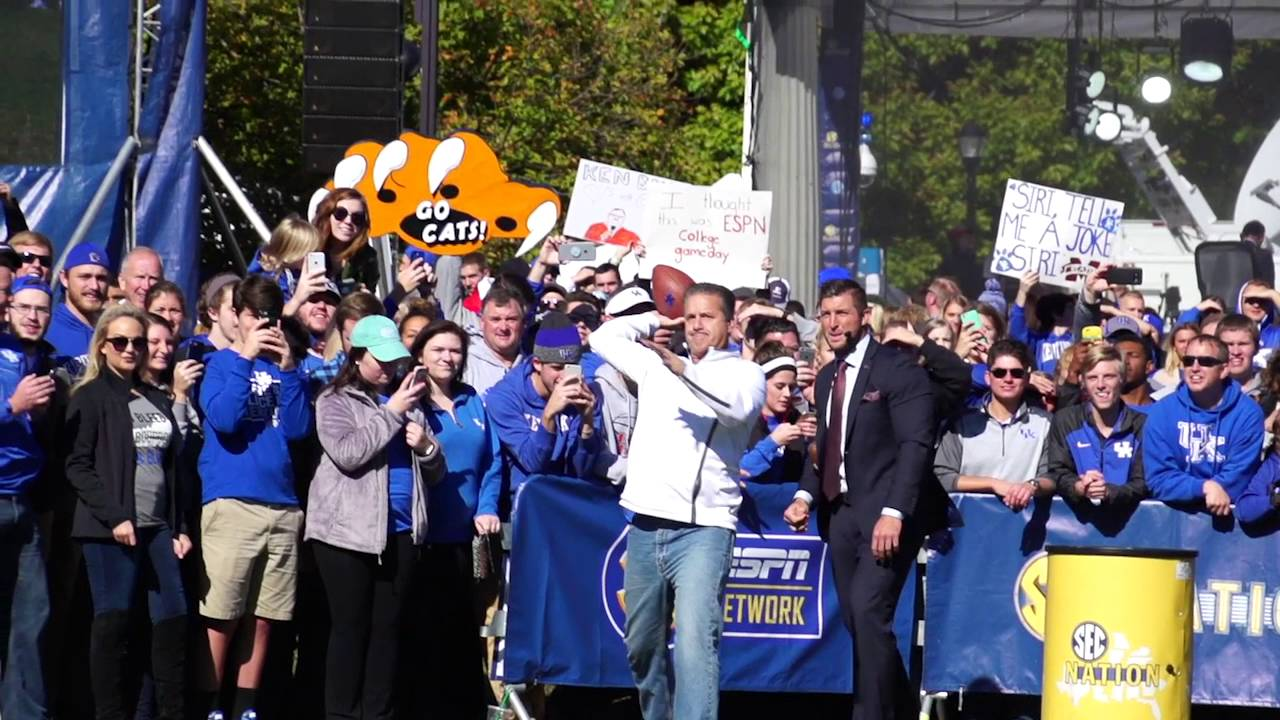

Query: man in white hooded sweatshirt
589;282;765;720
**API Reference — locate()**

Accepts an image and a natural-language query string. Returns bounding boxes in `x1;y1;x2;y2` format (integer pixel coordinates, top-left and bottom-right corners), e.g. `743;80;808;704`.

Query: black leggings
312;534;414;720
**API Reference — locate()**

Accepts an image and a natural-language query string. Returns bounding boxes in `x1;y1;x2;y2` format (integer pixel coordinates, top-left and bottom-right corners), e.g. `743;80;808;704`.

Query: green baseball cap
350;315;411;363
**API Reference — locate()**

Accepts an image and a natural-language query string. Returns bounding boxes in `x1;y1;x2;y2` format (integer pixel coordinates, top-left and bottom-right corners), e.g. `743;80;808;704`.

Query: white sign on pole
640;187;772;289
563;159;686;247
990;179;1125;287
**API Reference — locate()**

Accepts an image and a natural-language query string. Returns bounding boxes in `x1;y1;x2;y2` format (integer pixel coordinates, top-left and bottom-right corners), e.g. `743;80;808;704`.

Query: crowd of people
2;174;1280;720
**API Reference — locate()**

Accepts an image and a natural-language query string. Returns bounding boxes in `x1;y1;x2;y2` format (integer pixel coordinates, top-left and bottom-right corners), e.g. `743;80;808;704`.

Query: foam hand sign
309;131;561;256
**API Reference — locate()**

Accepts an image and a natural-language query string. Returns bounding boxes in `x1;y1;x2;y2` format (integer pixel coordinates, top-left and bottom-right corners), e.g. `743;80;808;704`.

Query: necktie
822;361;849;501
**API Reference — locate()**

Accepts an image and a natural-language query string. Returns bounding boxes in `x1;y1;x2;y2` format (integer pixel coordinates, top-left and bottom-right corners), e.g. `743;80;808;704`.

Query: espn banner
925;494;1280;707
502;475;916;692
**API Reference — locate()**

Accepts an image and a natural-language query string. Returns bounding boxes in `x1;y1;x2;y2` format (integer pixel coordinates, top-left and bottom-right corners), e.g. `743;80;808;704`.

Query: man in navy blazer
784;279;938;720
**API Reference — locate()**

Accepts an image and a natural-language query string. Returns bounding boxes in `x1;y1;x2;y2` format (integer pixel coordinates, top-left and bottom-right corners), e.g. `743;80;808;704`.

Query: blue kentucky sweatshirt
1142;378;1264;503
485;358;603;516
0;334;41;496
46;302;94;370
198;349;313;506
1235;453;1280;524
1009;303;1073;375
424;383;504;542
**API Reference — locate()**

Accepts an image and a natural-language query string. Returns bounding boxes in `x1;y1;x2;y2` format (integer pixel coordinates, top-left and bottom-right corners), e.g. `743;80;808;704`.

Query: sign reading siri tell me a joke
990;179;1125;288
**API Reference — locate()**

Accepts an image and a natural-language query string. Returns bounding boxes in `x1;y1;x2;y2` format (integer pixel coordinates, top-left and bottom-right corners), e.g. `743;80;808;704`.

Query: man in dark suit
784;279;938;720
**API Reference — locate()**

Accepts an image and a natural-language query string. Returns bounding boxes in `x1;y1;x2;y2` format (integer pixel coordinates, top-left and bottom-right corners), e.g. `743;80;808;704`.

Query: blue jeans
622;516;733;720
81;525;187;621
0;495;49;720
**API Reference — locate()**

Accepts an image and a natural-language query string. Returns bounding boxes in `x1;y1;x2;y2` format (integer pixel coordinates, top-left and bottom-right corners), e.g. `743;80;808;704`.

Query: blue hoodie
1176;283;1280;349
247;250;299;305
46;302;93;371
0;335;40;496
1142;379;1264;503
1009;303;1073;374
485;358;603;516
1236;453;1280;524
198;349;313;506
741;415;789;483
424;383;504;542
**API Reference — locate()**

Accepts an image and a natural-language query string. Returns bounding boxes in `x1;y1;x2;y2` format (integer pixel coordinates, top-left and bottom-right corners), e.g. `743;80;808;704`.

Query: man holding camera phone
485;311;602;515
196;275;313;719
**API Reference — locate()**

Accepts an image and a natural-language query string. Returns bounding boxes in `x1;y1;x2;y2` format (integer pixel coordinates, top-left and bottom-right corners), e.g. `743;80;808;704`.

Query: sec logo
600;527;630;639
1071;621;1109;662
1014;551;1048;641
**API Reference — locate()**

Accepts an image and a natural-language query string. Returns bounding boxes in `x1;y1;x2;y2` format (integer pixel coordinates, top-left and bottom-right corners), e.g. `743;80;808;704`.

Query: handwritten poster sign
990;179;1124;288
563;159;687;247
641;188;773;289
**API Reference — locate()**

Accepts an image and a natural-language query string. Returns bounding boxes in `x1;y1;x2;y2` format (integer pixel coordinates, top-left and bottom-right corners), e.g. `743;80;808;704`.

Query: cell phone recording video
1104;267;1143;285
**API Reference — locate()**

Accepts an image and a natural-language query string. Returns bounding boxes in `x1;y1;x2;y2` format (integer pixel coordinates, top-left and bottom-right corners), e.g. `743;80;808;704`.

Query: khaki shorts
200;498;303;622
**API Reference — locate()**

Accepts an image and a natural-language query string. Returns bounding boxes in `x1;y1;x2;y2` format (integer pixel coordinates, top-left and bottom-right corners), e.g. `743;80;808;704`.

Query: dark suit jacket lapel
815;361;835;450
843;340;879;445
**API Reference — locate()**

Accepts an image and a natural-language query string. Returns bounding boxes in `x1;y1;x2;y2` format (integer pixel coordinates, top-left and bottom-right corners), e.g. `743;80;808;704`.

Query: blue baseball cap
11;276;52;297
64;243;110;271
818;267;853;286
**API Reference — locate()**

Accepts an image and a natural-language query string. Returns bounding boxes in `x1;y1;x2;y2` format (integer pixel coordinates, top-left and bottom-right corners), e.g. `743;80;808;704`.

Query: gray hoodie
592;363;638;484
305;385;445;554
933;401;1051;492
433;254;482;334
463;331;522;398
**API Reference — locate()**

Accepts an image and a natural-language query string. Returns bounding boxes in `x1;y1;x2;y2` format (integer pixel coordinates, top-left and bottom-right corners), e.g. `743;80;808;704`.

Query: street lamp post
957;121;988;236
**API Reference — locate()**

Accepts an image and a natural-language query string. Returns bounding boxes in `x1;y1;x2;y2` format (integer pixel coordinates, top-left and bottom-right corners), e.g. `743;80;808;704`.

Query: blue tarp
2;0;205;306
134;0;206;305
1;0;131;257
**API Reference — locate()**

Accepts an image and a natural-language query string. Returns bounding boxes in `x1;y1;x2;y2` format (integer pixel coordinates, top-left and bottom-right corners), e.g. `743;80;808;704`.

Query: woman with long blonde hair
66;304;190;720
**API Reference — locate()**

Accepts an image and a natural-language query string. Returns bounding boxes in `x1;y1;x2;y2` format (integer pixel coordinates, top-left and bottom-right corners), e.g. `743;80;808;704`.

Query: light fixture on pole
1094;108;1122;142
1181;15;1233;83
1139;44;1172;104
957;120;988;234
1141;75;1172;104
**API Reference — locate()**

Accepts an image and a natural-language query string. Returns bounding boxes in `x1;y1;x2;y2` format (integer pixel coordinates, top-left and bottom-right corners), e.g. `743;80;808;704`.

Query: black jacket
65;370;188;539
26;340;73;515
800;339;937;537
1045;402;1147;508
745;408;807;483
919;339;972;428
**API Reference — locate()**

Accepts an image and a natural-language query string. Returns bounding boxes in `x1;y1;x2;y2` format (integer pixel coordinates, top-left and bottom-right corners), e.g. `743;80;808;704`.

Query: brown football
650;264;695;320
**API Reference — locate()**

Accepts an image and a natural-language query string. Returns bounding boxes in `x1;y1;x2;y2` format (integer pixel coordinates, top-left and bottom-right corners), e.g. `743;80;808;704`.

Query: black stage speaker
303;0;403;175
1195;241;1275;302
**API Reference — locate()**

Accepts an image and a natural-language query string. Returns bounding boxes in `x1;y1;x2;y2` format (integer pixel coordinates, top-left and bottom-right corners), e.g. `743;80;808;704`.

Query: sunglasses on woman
332;207;367;227
106;336;148;353
1182;355;1223;368
19;251;52;268
989;367;1027;379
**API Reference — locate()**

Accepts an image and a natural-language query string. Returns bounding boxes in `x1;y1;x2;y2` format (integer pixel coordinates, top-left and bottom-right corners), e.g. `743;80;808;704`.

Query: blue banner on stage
504;475;918;693
924;494;1280;707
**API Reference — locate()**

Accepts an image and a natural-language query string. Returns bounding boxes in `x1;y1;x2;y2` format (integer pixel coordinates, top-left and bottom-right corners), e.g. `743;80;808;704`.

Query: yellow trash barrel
1041;546;1196;720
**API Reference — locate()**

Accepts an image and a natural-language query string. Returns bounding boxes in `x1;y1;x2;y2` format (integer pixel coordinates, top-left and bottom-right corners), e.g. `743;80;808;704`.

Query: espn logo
730;547;811;582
